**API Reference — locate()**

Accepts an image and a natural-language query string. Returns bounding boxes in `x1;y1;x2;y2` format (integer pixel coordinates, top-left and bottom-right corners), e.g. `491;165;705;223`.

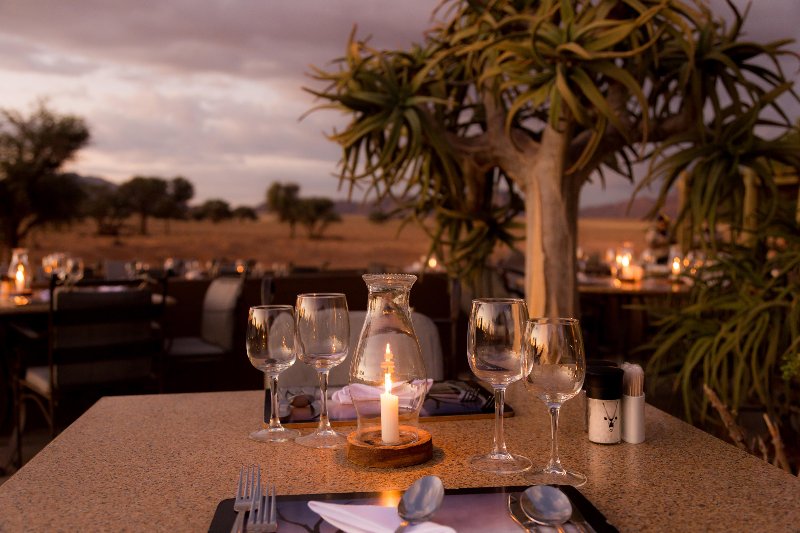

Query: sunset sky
2;0;797;208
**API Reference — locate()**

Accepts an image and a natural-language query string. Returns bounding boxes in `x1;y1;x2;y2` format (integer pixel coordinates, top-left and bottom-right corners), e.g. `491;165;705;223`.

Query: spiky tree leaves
308;0;798;320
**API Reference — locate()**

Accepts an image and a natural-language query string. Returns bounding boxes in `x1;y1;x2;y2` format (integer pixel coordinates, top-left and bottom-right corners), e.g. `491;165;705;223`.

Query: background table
0;386;797;532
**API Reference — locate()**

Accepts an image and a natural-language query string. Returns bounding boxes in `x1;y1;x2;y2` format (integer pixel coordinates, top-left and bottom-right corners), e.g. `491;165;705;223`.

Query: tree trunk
523;125;576;318
139;213;148;235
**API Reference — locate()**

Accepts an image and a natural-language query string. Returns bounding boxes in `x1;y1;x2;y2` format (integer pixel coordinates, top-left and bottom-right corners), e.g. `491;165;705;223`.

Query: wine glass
523;317;587;486
246;305;300;442
294;293;350;449
466;298;532;474
65;256;84;286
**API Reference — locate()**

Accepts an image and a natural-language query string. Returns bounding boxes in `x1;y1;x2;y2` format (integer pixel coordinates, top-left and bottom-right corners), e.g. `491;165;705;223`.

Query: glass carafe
7;248;31;293
349;274;427;446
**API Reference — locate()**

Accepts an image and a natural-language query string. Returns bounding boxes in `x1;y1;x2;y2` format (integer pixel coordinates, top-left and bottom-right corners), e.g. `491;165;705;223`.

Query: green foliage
266;182;342;239
296;197;341;239
194;199;233;223
232;206;258;221
118;176;169;235
81;182;132;237
368;209;391;224
266;182;302;237
0;103;90;249
646;205;800;425
306;0;797;289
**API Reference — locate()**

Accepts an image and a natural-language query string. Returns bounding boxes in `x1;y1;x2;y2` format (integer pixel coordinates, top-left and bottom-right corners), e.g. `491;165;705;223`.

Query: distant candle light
14;265;25;293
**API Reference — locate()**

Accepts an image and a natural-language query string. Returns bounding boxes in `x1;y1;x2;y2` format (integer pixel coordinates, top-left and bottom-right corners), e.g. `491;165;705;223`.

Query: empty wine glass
246;305;300;442
467;298;532;474
294;293;350;449
65;256;84;286
523;317;587;486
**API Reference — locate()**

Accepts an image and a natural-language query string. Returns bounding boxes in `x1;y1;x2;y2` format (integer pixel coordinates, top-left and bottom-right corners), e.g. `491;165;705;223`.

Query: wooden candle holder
346;426;432;468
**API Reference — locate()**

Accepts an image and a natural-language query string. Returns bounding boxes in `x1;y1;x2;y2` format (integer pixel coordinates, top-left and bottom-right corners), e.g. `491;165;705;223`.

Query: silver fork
231;464;260;533
248;480;277;533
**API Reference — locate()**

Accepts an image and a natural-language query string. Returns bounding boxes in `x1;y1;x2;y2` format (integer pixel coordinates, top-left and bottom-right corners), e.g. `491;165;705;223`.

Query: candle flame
381;343;394;393
15;265;24;283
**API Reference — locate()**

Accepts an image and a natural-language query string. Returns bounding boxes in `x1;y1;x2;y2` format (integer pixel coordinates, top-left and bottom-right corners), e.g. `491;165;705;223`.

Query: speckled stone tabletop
0;385;798;532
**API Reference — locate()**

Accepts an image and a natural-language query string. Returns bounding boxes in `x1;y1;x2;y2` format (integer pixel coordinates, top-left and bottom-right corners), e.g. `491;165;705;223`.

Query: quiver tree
307;0;799;316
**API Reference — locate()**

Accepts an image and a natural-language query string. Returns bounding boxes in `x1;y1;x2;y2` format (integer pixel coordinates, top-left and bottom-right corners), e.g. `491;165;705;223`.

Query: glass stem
317;370;332;432
492;387;509;456
546;403;565;473
267;373;281;430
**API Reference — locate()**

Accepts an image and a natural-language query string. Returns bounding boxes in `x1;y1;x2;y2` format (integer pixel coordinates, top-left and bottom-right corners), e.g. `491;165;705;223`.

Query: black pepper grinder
585;366;624;444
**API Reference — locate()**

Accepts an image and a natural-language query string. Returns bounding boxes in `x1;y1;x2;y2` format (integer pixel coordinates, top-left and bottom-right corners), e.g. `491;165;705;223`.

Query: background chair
10;278;164;466
279;310;444;388
162;275;245;391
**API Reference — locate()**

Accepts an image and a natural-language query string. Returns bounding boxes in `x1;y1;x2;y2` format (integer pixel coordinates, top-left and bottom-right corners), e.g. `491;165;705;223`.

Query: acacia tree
119;176;168;235
0;104;89;251
266;182;302;237
297;197;342;238
308;0;799;316
155;176;195;233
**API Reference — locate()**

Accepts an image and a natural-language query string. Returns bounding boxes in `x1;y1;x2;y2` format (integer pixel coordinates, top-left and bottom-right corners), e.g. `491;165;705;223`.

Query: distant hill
579;191;679;219
64;172;117;190
330;191;680;220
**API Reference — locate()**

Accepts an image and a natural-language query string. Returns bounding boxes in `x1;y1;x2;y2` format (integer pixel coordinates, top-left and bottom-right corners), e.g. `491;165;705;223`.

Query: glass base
525;468;587;487
295;428;348;449
469;452;532;474
249;426;300;443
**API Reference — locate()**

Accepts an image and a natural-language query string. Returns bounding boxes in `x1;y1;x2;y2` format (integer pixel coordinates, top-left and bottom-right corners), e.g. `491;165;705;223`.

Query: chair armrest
7;322;45;342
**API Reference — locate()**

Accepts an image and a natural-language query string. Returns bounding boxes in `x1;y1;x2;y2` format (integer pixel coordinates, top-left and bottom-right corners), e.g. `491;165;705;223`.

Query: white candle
380;344;400;445
14;265;25;293
671;257;681;277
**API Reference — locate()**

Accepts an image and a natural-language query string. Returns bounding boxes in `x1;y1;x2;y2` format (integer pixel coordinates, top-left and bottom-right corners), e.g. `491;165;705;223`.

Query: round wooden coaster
346;427;432;468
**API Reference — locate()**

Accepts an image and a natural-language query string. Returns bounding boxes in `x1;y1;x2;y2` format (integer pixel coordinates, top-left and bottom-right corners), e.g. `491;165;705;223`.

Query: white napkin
330;379;433;405
308;501;455;533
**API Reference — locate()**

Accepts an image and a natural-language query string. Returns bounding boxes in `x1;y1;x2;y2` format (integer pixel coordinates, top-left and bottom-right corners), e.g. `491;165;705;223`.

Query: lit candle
671;257;681;278
379;343;400;445
14;265;25;293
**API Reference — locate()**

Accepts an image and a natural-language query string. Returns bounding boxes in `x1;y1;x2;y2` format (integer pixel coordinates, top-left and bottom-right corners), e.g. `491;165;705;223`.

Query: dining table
0;384;798;532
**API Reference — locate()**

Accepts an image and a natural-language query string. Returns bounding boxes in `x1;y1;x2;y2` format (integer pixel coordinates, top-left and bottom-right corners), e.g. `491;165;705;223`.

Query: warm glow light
379;343;400;444
14;265;25;293
383;343;394;393
427;257;438;269
672;257;681;275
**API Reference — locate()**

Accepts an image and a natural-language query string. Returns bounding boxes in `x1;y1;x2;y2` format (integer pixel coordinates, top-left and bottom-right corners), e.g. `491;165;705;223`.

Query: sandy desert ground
13;215;649;273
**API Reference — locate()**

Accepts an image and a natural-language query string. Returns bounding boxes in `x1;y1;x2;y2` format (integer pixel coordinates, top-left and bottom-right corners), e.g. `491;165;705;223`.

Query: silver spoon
520;485;572;527
394;475;445;533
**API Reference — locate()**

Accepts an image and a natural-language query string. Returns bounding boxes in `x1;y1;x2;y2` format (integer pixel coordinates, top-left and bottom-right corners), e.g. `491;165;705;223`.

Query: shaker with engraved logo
585;366;623;444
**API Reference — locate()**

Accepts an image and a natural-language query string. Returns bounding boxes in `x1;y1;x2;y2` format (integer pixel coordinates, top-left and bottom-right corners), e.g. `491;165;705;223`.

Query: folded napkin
308;501;455;533
331;379;433;405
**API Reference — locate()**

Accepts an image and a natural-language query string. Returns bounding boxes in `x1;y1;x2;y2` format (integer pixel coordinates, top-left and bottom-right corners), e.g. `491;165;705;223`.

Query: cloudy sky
1;0;798;208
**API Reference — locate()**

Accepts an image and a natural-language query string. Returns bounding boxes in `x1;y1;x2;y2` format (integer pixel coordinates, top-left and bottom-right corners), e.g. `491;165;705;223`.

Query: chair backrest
200;276;244;351
49;282;163;388
103;260;130;280
262;272;369;309
279;310;444;388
